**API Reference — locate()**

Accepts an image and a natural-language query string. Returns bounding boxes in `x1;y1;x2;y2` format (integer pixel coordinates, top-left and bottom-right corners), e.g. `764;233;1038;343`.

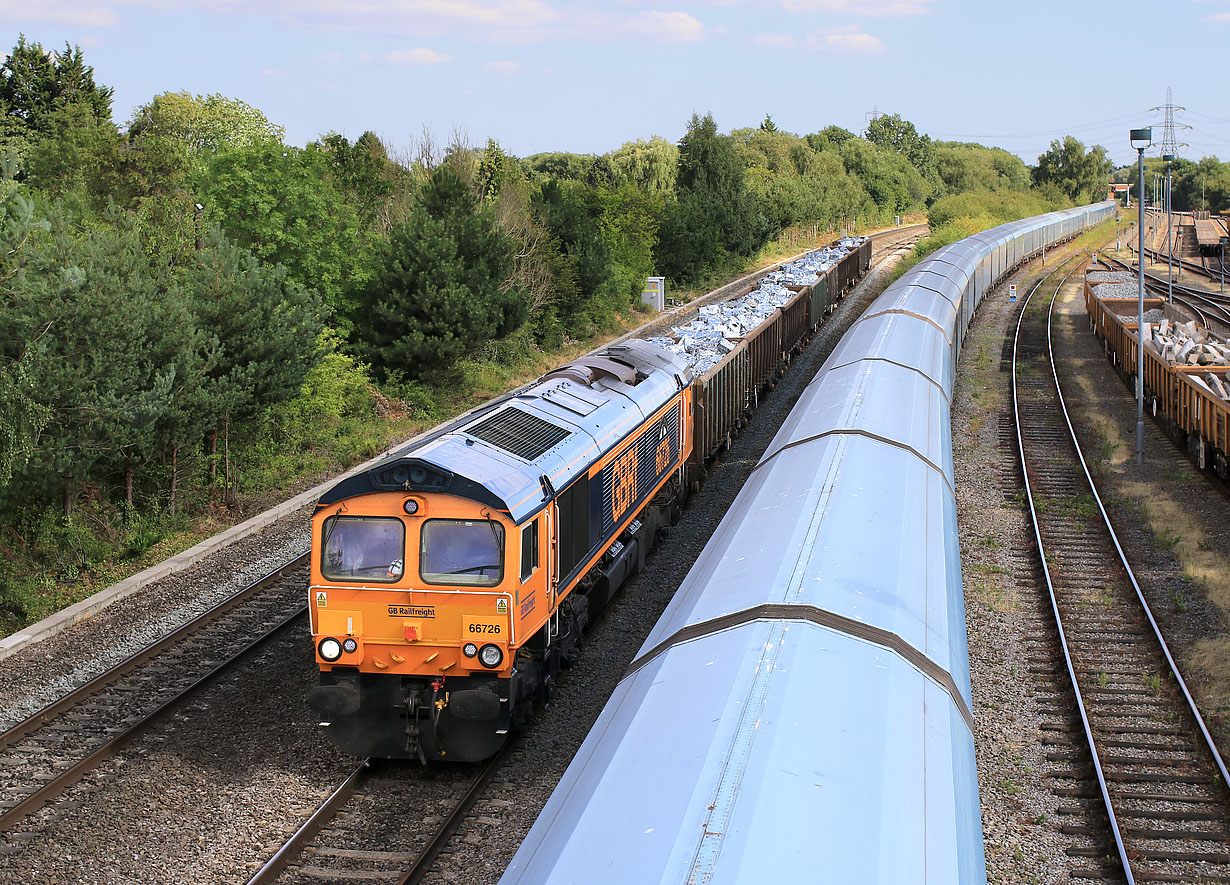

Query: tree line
0;34;1148;628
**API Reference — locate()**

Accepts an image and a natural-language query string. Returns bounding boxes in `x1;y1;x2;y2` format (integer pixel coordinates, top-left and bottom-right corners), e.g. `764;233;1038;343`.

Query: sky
2;0;1228;170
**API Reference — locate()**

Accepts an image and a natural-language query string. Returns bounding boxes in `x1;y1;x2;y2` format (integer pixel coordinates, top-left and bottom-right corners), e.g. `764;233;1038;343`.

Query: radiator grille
467;407;570;461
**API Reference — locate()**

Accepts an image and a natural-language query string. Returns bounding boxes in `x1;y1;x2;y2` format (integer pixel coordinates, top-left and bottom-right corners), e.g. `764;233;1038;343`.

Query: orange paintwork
310;491;522;677
309;385;695;684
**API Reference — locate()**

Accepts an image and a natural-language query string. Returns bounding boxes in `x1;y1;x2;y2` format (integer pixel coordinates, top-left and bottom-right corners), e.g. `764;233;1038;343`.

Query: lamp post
1130;128;1152;466
1163;154;1174;304
1221;237;1226;295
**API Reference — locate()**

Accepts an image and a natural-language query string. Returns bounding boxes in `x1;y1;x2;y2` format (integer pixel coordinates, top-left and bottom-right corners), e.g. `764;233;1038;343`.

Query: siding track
1013;264;1230;882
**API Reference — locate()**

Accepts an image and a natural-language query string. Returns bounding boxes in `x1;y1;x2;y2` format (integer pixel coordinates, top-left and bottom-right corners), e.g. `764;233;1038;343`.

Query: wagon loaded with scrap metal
305;238;868;762
1084;269;1230;478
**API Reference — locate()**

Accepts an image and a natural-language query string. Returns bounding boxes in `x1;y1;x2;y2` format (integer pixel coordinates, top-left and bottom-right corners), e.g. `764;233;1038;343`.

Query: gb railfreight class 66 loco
308;340;693;762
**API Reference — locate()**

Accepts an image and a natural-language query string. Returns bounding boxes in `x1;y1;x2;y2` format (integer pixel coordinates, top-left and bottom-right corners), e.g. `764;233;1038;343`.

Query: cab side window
520;520;539;582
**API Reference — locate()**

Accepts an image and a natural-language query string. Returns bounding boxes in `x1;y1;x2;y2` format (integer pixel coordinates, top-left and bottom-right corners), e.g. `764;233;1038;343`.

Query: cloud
782;0;936;15
805;26;884;52
754;32;800;49
483;60;522;75
0;0;120;27
1204;11;1230;20
261;67;289;76
571;9;705;43
359;48;452;65
0;0;709;46
2;0;566;41
183;0;561;39
621;10;706;42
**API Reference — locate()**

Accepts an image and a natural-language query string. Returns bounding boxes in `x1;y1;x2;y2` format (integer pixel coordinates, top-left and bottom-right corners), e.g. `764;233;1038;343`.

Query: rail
0;558;308;832
1014;257;1230;882
247;745;510;884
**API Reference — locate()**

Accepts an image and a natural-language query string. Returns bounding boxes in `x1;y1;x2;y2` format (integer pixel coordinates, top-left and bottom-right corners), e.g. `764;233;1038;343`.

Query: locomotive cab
309;483;547;762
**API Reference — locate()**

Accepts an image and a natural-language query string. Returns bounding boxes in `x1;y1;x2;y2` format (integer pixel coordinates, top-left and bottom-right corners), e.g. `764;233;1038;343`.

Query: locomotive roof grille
467;406;570;461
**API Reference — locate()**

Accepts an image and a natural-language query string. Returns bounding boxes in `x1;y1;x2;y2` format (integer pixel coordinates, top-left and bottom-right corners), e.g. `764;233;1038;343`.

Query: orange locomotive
308;341;693;762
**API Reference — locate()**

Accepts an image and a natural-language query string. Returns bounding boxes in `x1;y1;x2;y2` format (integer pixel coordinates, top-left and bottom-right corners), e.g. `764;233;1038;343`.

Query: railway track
1123;250;1230;334
1142;245;1227;290
248;749;507;885
1013;264;1230;882
0;557;308;833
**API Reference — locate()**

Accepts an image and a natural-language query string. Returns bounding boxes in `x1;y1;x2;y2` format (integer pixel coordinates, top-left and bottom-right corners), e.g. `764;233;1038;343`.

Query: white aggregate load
1086;271;1136;284
1117;308;1167;323
1142;317;1230;368
645;239;865;375
1093;281;1140;300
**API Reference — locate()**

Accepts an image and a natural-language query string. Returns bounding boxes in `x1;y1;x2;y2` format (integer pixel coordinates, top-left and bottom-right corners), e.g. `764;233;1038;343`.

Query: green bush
892;190;1068;281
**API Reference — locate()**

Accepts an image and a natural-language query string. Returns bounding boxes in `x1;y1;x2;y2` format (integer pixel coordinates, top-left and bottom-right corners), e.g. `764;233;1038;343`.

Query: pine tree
178;226;325;499
354;165;528;380
0;191;50;485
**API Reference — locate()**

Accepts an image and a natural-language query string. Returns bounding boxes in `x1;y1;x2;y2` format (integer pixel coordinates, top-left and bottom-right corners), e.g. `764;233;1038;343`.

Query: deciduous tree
608;137;677;197
655;113;769;284
198;141;370;315
1032;136;1112;203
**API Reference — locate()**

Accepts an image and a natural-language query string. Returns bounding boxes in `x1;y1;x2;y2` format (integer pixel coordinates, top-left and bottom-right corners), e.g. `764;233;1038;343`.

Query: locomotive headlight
318;637;343;662
342;638;358;654
403;498;419;515
462;642;478;658
478;643;503;669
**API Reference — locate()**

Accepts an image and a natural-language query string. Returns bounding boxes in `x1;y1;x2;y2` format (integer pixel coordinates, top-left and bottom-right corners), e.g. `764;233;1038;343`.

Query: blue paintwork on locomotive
316;339;690;525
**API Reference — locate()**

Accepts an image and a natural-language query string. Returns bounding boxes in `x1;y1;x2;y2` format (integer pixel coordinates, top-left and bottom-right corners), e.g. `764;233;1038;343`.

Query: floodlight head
1130;128;1152;151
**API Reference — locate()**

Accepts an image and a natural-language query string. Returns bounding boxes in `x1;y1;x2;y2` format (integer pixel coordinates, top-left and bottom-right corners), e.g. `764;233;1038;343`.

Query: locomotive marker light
1130;127;1152;466
479;644;504;669
318;637;343;662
